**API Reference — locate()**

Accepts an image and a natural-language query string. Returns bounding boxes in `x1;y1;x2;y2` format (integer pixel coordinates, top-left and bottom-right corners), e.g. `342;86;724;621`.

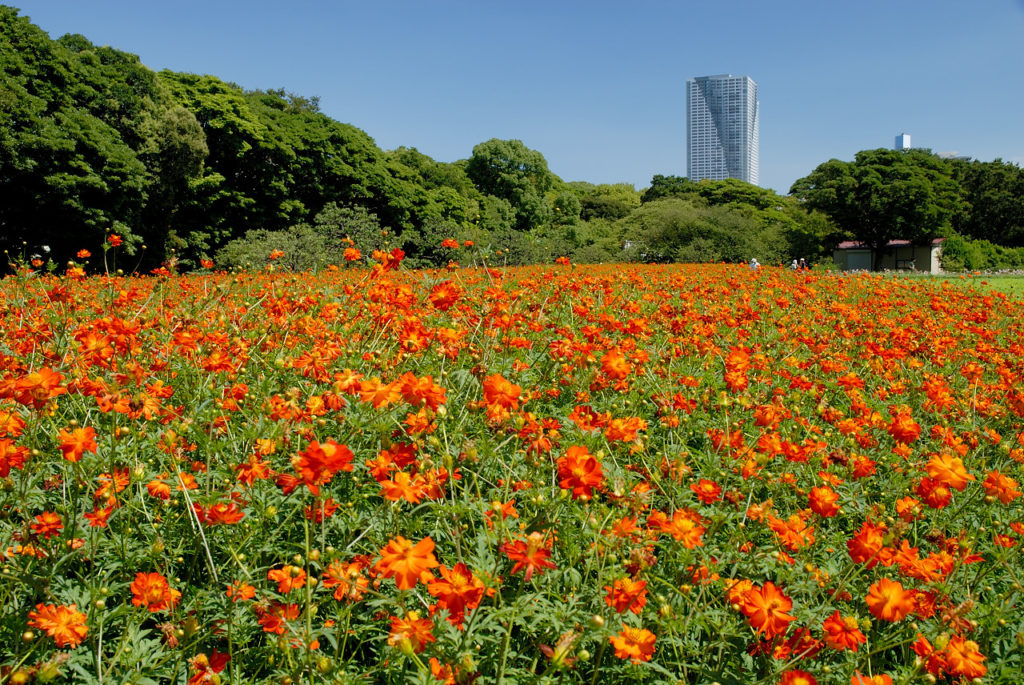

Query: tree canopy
790;149;963;268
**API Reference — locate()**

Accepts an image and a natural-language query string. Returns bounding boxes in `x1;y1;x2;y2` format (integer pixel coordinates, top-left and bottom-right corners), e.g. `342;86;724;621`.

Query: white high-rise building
687;74;759;185
895;133;911;150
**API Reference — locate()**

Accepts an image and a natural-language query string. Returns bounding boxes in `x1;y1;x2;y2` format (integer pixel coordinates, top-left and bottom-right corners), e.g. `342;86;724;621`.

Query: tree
790;149;962;269
949;158;1024;247
465;139;557;232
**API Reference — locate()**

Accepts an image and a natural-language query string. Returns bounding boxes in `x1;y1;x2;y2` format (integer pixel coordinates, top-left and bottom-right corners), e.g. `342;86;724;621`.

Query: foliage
465;138;558;232
791;149;963;269
215;224;334;271
940;233;1024;272
949;158;1024;248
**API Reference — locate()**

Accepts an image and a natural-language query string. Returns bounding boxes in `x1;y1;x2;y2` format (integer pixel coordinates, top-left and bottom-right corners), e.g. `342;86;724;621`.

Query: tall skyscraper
894;133;911;150
687;75;759;185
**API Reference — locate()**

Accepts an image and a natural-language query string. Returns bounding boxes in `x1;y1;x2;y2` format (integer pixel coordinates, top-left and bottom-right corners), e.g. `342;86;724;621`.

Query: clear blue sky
13;1;1024;193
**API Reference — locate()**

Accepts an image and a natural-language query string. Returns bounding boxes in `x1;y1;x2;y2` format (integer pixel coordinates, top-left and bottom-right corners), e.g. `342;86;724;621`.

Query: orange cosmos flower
482;373;521;410
343;247;361;261
58;426;97;462
659;509;706;549
690;478;722;504
887;411;920;444
556;445;604;499
291;439;353;494
600;348;631;380
865;578;914;622
604;577;648;615
982;470;1020;504
821;611;866;651
426;563;485;626
256;601;299;634
388;611;436;653
188;650;229;685
225;580;256;602
267;565;307;594
10;367;66;409
851;672;892;685
608;624;656;663
943;635;987;679
322;558;371;602
501;531;556;581
925;452;974;491
28;603;88;648
779;670;817;685
847;520;887;567
380;471;427;503
741;582;796;639
31;511;63;539
807;486;839;517
0;438;29;477
374;536;439;590
131;572;181;612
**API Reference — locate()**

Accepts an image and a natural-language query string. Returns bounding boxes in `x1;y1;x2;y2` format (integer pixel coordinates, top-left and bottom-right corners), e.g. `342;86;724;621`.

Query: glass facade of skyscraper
686;75;759;185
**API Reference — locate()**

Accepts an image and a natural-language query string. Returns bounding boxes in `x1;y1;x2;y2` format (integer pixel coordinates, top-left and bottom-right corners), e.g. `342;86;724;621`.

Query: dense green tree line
3;7;1022;272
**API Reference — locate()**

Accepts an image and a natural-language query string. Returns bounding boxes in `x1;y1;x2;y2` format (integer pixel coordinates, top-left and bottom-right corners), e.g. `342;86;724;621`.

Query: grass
885;271;1024;299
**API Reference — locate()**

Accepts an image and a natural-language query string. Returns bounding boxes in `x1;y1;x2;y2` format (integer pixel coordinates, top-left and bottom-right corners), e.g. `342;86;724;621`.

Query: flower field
1;257;1023;685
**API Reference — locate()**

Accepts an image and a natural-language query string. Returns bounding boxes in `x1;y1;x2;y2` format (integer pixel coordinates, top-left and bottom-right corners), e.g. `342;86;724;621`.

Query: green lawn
891;272;1024;299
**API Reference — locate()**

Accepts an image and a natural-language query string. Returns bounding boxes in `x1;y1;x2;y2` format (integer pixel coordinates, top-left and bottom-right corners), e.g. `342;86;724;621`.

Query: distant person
750;258;760;271
790;259;799;270
799;258;808;270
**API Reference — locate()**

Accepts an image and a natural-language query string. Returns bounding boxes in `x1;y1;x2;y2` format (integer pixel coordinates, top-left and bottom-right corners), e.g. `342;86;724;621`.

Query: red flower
501;531;556;581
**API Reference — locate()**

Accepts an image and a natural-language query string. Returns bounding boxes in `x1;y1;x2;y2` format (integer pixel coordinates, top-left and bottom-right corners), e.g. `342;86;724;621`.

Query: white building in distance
895;133;911;150
686;74;759;185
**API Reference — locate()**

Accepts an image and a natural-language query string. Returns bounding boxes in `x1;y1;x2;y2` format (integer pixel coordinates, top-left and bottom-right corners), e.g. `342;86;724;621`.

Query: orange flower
556;445;604;499
807;486;839;517
256;601;299;634
225;580;256;602
741;582;796;639
131;572;181;612
600;348;632;380
690;478;722;504
374;536;439;590
925;452;974;491
31;511;63;539
388;611;436;653
188;650;229;685
821;611;866;651
851;672;892;685
501;531;556;581
943;635;987;679
58;426;97;462
426;563;485;626
608;624;656;663
10;367;66;408
864;578;914;622
779;670;817;685
380;471;427;503
291;439;353;494
847;520;887;567
659;509;706;549
887;411;920;444
322;557;371;602
604;577;648;615
0;438;29;477
28;603;88;648
982;470;1021;504
482;373;521;410
267;565;307;594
